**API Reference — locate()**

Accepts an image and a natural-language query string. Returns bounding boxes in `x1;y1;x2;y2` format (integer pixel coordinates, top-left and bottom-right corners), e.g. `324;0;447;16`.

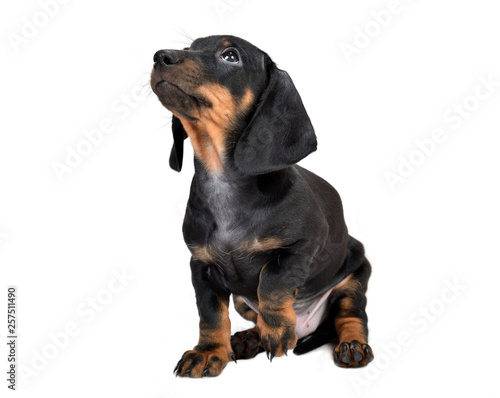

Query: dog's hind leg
331;257;374;368
231;296;264;359
233;295;257;323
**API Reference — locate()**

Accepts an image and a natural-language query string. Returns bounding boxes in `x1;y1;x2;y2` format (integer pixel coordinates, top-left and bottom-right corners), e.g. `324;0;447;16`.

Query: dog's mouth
153;78;193;100
155;80;189;97
151;67;210;107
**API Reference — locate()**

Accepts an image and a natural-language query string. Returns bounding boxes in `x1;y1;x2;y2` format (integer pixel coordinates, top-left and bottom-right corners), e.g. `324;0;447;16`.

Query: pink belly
241;285;335;339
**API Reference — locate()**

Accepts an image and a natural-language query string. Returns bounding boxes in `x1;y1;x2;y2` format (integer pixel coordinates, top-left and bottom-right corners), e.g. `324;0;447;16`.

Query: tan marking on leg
338;296;354;313
175;296;233;377
256;297;297;357
335;316;367;344
333;278;368;345
331;275;361;296
198;298;232;349
233;296;258;323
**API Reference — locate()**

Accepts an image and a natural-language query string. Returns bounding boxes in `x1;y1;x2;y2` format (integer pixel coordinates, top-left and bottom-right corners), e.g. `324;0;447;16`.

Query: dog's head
151;35;317;175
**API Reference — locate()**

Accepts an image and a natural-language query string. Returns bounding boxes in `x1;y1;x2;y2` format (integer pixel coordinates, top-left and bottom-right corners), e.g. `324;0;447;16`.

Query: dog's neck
193;158;292;194
192;159;293;243
193;159;256;201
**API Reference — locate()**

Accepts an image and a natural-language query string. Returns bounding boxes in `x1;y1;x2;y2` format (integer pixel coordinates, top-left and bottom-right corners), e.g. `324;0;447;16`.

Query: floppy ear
169;115;188;172
234;64;317;175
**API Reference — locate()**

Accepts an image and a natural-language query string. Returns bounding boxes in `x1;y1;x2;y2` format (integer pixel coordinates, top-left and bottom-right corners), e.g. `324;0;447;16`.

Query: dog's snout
154;50;181;68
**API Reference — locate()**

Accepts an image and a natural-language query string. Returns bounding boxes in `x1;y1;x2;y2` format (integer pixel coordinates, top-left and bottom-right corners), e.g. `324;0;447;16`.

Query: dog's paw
333;340;374;368
231;328;264;360
174;346;234;378
256;317;297;361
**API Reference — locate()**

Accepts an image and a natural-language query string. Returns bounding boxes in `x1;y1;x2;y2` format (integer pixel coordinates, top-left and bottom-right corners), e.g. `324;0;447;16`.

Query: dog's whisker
175;28;194;45
158;120;173;130
140;85;152;95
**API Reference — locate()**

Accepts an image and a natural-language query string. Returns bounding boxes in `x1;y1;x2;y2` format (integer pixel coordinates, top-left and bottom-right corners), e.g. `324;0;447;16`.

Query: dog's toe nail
341;352;351;364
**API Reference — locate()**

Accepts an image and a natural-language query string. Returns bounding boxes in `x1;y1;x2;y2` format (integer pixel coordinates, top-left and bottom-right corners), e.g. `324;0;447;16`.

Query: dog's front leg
174;258;234;378
256;253;308;361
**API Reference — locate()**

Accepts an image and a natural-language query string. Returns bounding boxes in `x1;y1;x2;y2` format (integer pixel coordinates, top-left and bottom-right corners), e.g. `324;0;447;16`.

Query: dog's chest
189;233;281;297
203;176;251;245
188;176;283;291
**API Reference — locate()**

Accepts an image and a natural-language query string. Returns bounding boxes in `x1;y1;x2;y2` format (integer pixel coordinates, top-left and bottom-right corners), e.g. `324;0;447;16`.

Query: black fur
169;116;187;172
150;35;373;376
234;67;317;175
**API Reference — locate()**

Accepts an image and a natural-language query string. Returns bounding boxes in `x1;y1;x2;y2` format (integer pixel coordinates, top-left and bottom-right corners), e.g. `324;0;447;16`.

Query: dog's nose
153;50;181;68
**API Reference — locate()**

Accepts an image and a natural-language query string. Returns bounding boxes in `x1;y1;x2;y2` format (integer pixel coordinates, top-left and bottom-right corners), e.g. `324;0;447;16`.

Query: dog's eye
221;50;239;64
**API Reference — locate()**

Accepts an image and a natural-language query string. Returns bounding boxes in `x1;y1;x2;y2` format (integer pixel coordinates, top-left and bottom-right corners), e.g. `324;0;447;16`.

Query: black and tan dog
150;35;374;377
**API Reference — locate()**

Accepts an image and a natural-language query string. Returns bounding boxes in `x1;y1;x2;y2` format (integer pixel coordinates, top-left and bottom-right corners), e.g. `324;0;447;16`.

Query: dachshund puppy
151;35;374;377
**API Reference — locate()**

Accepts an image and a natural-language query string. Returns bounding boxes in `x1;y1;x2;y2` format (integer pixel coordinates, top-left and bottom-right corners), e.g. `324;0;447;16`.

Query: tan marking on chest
243;237;283;253
188;245;216;263
188;236;283;264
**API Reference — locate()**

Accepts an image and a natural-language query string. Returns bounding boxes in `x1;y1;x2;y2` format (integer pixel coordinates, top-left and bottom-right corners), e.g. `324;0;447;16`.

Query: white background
1;0;500;397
